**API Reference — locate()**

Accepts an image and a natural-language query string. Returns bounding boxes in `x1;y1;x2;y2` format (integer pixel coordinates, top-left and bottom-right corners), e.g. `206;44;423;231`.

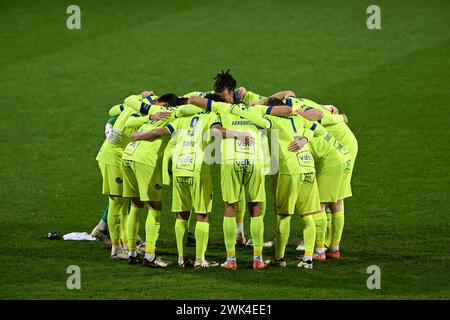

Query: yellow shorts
316;155;352;203
121;159;162;202
172;175;213;213
221;161;266;203
276;173;321;215
337;132;358;200
98;161;123;196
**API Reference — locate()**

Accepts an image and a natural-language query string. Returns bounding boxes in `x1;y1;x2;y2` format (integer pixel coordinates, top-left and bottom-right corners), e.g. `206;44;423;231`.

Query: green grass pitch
0;0;449;299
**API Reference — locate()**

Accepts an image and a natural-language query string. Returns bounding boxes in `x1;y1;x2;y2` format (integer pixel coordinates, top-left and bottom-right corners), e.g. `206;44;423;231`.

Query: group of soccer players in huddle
91;70;358;270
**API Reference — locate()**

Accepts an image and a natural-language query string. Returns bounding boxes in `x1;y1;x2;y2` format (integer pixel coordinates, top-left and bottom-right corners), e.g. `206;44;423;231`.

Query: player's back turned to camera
286;96;357;259
263;97;323;269
231;96;321;269
133;105;222;269
121;93;180;268
188;73;271;270
95;91;160;261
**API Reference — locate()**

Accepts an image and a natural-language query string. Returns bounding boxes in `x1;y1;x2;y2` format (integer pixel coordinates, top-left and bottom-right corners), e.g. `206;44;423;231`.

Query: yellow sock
325;209;332;248
313;211;327;253
145;209;161;253
126;205;142;252
107;197;123;246
175;218;188;259
275;215;291;259
250;215;264;258
119;199;130;249
302;215;316;258
223;216;236;257
331;210;345;251
195;221;209;260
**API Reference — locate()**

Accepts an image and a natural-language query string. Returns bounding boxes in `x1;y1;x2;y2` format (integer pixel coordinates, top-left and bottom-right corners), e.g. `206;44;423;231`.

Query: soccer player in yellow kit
232;88;268;246
286;96;357;259
120;93;177;266
183;74;267;247
252;90;356;259
227;99;321;269
187;94;266;269
182;86;255;245
132;101;255;269
121;95;205;267
91;115;118;241
188;86;292;270
185;74;279;248
268;114;320;269
96;91;165;260
260;97;347;261
210;71;270;247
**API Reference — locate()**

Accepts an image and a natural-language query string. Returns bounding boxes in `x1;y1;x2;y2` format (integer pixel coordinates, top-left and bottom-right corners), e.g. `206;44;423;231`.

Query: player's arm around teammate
120;94;182;267
229;98;321;268
249;90;296;106
188;92;272;270
287;96;356;259
132;111;224;269
263;112;321;269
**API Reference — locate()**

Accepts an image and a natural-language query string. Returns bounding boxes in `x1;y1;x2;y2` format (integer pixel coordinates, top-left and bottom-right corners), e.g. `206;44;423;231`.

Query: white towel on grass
63;232;98;241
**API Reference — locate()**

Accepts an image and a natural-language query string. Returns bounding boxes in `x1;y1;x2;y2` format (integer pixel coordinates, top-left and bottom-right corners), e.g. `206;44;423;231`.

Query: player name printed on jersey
231;120;253;125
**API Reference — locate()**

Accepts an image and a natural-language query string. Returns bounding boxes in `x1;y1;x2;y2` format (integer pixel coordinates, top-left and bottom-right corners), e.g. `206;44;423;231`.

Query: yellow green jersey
286;97;342;123
121;104;205;167
108;95;158;117
122;109;174;167
308;122;352;168
108;104;124;117
165;112;220;177
96;95;160;166
286;97;358;157
210;101;270;169
242;91;265;105
266;114;316;175
183;90;265;106
232;90;264;105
